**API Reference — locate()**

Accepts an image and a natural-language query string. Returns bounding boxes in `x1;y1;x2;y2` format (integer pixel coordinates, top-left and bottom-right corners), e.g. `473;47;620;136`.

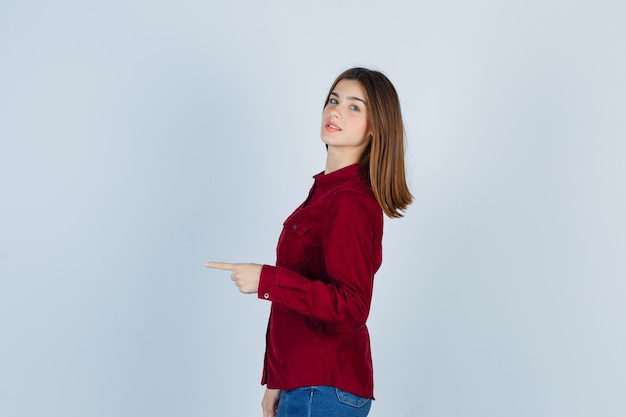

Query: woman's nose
331;108;342;119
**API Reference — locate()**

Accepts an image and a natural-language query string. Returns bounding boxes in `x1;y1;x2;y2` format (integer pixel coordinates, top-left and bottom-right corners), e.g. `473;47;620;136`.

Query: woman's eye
350;105;360;112
329;98;338;104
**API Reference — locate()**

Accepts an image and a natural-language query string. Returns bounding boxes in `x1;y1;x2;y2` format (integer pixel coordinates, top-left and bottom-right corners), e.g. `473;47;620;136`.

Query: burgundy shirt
258;163;383;399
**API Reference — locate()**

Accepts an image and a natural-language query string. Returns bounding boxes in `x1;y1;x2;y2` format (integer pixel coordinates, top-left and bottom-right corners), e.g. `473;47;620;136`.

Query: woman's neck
324;147;363;174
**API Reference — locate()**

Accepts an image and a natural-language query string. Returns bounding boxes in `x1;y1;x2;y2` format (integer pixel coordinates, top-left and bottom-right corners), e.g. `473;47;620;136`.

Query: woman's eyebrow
330;91;367;106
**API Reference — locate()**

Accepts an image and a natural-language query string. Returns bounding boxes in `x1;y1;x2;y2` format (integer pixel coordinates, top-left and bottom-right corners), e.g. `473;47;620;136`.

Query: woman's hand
204;262;262;294
261;388;281;417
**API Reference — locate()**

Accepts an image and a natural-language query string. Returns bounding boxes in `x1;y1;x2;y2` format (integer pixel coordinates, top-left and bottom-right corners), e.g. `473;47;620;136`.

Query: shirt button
291;224;297;229
263;293;270;299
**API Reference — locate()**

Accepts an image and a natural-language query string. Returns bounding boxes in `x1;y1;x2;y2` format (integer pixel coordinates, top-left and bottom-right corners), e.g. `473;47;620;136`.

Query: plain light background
1;1;625;416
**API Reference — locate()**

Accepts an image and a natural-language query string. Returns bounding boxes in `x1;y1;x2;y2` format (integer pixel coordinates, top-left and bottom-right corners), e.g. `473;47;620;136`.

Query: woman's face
321;79;371;151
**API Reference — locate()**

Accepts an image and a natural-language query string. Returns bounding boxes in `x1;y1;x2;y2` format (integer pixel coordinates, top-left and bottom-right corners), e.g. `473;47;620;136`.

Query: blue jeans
276;386;372;417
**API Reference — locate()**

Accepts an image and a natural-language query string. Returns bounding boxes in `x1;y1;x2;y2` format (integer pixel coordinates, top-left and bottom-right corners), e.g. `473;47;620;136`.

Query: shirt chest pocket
285;221;313;236
282;220;320;247
277;219;322;267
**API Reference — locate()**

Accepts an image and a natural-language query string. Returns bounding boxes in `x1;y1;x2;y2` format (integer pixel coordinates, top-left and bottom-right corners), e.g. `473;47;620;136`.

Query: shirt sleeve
257;192;383;328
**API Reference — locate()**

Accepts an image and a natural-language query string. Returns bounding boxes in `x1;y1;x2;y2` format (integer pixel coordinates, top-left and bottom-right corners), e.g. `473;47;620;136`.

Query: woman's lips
325;122;342;132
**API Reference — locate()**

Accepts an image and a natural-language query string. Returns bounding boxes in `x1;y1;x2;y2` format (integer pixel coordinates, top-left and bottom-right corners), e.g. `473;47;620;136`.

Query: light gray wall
1;1;624;416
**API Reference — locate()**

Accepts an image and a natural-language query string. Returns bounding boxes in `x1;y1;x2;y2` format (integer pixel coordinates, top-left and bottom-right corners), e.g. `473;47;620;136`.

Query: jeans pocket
335;388;370;408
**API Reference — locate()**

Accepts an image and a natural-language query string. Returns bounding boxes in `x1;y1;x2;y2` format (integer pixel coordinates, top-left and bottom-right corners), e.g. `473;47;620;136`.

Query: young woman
206;67;412;417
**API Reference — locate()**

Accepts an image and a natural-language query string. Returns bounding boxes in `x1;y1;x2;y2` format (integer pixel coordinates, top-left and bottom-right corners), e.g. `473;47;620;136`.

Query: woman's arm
206;193;383;328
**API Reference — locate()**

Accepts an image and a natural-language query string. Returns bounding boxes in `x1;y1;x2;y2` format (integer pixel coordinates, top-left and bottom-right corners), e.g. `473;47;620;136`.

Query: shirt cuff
258;264;277;301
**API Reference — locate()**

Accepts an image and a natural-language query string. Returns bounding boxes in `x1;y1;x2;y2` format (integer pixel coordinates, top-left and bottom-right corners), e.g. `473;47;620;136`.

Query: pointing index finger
205;261;237;271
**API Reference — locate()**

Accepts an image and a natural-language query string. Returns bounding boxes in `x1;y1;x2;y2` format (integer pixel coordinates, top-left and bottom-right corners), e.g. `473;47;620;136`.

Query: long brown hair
324;67;413;218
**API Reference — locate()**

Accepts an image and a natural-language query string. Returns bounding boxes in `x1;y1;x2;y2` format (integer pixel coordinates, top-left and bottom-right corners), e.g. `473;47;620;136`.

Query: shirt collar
313;163;363;191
